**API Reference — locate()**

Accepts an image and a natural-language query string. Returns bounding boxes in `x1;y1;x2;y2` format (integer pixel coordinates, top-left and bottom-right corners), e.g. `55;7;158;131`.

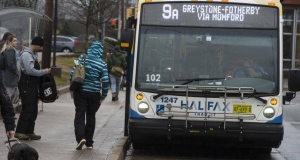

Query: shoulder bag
70;54;86;91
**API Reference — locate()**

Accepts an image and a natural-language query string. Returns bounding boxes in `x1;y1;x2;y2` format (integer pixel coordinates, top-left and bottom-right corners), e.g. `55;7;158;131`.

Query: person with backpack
107;45;126;101
69;41;109;150
14;37;51;141
1;35;19;98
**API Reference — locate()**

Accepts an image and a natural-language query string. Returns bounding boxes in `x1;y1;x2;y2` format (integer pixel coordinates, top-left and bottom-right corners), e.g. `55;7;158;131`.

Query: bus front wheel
256;148;272;154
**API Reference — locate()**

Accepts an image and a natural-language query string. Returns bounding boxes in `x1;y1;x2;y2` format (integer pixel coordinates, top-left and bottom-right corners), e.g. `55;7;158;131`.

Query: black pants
73;91;101;146
16;85;38;134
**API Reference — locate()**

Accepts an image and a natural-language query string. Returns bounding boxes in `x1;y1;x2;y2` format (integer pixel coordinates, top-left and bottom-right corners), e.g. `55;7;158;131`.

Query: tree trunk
42;0;53;69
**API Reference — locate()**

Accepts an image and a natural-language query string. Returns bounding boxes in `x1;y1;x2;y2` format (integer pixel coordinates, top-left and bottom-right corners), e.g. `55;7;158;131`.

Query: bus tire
132;141;147;150
256;148;272;154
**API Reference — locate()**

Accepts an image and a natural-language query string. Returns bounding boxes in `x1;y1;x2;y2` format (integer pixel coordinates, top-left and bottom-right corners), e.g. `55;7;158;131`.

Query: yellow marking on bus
121;43;129;47
222;0;229;2
145;0;152;2
206;0;213;1
191;0;197;1
268;2;275;6
210;128;214;131
190;130;200;133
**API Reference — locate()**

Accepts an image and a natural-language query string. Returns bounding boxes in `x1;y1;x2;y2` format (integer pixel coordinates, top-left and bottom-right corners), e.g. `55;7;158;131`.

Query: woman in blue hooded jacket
70;41;109;150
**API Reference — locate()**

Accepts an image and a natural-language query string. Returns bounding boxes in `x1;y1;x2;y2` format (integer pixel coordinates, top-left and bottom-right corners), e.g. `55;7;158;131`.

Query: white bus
121;0;300;154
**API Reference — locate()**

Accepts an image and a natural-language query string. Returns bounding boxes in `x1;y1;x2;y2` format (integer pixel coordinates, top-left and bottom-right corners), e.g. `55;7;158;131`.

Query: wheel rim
63;49;70;53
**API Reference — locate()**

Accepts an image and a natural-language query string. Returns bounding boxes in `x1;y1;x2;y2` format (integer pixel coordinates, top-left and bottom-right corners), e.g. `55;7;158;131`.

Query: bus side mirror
288;69;300;92
283;69;300;104
283;92;296;105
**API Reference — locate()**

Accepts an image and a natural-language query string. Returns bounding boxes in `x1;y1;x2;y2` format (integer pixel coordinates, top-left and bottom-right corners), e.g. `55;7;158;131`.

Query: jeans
109;74;121;96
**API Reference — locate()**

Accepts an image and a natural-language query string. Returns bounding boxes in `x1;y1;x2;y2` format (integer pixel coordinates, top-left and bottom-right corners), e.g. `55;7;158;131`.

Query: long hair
0;35;16;53
0;32;13;53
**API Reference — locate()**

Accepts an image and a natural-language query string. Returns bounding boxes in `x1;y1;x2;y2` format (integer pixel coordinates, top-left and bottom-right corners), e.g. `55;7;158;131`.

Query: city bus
121;0;300;154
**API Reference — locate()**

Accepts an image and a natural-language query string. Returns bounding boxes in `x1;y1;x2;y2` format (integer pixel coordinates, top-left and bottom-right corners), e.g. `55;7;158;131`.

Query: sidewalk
0;88;129;160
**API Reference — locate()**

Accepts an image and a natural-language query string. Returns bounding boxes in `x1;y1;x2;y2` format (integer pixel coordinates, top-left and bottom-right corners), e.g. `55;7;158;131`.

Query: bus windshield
136;27;278;94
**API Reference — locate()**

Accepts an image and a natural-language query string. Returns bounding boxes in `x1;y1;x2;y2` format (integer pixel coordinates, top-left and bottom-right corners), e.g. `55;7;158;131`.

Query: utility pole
53;0;58;67
42;0;53;69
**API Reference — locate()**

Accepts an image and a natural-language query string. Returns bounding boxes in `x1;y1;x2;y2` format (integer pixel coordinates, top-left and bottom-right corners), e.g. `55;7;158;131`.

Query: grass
52;55;78;87
56;56;76;68
54;71;70;87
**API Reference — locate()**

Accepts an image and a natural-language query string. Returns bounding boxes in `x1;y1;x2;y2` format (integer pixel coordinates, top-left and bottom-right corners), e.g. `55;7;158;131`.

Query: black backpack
39;74;59;103
0;51;7;70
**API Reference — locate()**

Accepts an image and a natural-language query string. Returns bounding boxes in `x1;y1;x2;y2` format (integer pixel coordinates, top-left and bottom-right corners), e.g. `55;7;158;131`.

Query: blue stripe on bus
130;109;146;118
266;115;283;124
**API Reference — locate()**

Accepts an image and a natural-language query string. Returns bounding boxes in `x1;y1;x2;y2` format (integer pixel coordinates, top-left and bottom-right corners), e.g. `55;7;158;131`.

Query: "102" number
146;74;161;82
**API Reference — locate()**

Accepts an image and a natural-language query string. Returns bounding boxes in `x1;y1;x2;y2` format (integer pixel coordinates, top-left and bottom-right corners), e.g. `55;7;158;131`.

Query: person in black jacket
1;35;19;98
0;32;13;80
14;37;51;140
0;81;15;138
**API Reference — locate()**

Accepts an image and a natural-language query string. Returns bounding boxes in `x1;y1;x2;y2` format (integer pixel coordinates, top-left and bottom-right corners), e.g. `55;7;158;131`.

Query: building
127;0;137;7
282;0;300;76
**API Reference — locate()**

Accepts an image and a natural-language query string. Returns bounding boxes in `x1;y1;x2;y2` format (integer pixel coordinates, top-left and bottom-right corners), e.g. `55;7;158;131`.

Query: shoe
115;96;119;101
14;133;30;140
112;92;116;101
27;133;41;140
86;145;93;149
76;139;86;150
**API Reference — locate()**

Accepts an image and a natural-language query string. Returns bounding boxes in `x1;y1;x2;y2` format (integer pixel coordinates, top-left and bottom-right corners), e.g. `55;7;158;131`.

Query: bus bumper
128;118;283;148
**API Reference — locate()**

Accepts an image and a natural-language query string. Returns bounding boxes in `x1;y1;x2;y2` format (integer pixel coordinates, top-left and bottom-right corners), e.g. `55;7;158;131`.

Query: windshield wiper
153;78;225;100
252;96;267;104
250;91;268;104
176;78;225;85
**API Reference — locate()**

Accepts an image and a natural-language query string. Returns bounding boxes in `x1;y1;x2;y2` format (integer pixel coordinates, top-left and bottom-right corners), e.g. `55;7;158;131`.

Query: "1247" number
161;97;178;103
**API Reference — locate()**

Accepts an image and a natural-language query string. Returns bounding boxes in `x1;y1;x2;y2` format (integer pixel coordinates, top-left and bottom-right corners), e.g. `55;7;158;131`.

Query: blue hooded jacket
70;41;109;100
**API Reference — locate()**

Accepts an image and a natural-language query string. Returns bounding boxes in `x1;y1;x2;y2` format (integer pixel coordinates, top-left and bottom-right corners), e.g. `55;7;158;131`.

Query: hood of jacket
21;46;34;55
113;50;124;57
87;41;103;58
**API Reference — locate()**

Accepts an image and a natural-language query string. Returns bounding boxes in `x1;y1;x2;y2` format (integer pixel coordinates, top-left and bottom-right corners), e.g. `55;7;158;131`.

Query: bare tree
1;0;39;9
60;0;118;50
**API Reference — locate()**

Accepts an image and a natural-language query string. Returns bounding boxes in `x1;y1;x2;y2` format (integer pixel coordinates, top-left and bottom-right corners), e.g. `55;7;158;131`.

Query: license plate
233;104;252;114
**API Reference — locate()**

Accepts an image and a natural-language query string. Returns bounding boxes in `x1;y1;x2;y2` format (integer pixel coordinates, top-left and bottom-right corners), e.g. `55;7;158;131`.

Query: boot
27;133;41;140
14;133;30;140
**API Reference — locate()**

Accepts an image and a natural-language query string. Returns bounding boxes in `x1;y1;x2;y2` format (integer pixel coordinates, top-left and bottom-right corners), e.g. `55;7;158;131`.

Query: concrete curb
57;85;70;96
107;136;130;160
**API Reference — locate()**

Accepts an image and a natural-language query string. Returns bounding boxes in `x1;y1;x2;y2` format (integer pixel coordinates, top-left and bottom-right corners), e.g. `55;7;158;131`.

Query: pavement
0;87;129;160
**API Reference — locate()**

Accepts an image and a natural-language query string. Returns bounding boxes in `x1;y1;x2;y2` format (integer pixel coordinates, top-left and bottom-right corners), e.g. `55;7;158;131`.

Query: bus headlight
263;107;275;118
138;102;149;114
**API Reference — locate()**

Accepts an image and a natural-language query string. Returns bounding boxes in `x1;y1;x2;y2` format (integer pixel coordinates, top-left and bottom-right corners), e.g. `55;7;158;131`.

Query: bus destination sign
141;3;278;28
